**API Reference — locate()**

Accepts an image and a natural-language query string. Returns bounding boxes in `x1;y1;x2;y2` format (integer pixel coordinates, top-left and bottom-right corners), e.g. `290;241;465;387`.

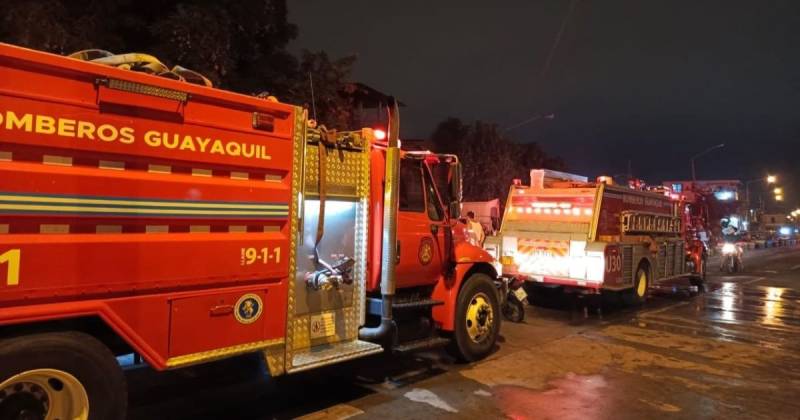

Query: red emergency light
373;128;387;140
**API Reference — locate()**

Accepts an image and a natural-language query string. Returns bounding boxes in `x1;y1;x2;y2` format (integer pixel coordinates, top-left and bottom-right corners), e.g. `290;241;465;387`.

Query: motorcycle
719;242;743;273
500;277;528;322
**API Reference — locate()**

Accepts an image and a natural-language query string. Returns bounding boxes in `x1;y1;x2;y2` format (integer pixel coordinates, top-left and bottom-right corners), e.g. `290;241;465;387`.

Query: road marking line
639;301;690;318
742;277;766;285
790;264;800;271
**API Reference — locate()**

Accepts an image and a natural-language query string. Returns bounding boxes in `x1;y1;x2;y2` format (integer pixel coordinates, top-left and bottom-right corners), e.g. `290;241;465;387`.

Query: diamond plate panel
304;143;365;198
290;340;383;373
286;128;372;371
262;344;286;376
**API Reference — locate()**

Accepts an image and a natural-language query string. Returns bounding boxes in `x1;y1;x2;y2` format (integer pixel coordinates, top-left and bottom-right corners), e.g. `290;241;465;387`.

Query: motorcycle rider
720;218;744;270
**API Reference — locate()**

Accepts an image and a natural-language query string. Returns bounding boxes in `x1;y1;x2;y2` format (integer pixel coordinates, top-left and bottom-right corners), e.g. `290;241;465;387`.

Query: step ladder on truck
484;169;705;306
0;43;501;419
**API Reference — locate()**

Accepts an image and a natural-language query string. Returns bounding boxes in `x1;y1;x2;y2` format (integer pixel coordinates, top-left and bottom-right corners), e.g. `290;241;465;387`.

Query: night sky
290;1;800;204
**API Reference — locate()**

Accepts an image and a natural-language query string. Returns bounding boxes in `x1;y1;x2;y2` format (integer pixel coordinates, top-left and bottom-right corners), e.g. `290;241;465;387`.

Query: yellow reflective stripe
0;194;287;210
0;204;286;216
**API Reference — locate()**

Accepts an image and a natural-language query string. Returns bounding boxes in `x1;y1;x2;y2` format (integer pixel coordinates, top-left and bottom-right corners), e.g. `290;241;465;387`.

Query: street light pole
502;113;555;133
744;175;777;226
690;143;725;182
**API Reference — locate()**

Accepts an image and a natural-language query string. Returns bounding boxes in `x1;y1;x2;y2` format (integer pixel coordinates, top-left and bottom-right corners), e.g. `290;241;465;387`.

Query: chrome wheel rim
636;270;647;297
466;292;494;343
0;369;89;420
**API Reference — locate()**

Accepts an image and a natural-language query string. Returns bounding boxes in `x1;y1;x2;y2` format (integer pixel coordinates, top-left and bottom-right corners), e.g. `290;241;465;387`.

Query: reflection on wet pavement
462;267;800;418
493;374;606;420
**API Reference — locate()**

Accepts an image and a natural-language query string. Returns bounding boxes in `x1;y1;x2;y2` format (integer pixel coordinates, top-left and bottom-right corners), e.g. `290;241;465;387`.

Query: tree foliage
291;50;359;129
431;118;566;204
0;0;357;128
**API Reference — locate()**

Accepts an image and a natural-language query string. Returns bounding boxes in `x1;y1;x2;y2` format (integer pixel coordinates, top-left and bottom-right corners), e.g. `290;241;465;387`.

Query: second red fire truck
0;44;500;419
486;169;704;303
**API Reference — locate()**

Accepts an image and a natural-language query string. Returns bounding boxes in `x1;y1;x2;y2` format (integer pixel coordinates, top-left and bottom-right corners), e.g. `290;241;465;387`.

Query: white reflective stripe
43;155;72;166
96;225;122;233
99;160;125;170
191;168;212;177
40;224;69;233
148;164;171;174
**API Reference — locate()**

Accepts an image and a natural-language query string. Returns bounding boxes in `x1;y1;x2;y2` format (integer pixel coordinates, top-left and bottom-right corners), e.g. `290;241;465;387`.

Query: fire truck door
396;159;444;289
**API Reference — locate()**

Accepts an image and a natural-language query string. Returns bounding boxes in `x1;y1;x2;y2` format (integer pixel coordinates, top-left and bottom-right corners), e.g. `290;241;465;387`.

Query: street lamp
776;195;784;202
744;175;780;219
690;143;725;181
774;187;784;195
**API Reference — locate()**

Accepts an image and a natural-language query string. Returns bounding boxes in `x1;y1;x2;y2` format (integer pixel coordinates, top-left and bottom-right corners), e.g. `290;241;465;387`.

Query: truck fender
431;261;498;331
0;299;169;369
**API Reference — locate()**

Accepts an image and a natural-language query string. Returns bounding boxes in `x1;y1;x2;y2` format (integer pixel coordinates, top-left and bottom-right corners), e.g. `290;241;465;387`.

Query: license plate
513;287;528;301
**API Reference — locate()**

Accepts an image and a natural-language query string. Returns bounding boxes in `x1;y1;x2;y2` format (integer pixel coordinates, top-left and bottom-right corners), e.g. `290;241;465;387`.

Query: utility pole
690;144;725;182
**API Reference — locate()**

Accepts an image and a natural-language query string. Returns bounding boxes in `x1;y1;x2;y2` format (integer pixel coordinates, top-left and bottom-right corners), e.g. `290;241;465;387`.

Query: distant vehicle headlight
722;243;736;254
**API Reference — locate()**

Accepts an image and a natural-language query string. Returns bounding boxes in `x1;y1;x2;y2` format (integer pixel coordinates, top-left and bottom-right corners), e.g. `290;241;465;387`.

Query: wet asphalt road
127;246;800;420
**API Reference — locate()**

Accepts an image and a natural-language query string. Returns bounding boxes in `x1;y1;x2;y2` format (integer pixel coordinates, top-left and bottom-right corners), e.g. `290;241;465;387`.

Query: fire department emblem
235;294;263;324
418;237;434;265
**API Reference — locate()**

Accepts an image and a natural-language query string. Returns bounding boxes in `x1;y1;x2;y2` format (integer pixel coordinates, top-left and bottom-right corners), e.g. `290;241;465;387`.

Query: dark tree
430;117;471;155
430;117;566;205
291;50;358;129
0;0;357;129
2;0;124;53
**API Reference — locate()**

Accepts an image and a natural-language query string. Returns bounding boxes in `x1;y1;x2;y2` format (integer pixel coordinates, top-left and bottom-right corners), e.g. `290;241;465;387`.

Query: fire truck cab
0;43;499;419
487;169;699;303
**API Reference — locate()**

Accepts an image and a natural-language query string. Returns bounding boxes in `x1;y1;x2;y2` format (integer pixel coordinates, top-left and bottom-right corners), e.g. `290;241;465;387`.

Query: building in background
759;213;792;236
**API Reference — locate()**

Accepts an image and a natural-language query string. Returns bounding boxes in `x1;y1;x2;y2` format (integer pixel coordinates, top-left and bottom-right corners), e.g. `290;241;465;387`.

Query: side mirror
449;201;461;219
449;162;463;219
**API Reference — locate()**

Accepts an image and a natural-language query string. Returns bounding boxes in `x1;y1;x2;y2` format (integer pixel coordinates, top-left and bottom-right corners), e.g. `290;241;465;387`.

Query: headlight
722;243;736;254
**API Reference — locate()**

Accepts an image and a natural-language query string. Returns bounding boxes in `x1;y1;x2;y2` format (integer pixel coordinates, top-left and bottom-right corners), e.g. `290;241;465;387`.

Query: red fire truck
486;169;703;303
0;44;500;419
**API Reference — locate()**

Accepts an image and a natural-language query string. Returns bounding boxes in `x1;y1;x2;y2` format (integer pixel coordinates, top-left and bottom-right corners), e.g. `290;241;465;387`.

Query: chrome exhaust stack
359;99;400;343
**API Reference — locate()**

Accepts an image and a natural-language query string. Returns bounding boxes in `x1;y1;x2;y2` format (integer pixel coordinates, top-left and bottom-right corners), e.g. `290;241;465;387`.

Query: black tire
502;296;525;323
700;255;707;281
689;256;707;291
0;331;127;420
446;273;501;362
622;263;649;306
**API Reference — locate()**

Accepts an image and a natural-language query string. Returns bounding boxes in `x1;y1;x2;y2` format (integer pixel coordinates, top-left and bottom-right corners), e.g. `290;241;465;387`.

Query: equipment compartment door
168;289;269;358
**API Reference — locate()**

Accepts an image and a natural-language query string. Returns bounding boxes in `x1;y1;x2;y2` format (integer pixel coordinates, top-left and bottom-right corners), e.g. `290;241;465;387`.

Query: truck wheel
0;331;126;420
623;264;649;306
702;255;708;280
447;273;501;362
690;256;707;291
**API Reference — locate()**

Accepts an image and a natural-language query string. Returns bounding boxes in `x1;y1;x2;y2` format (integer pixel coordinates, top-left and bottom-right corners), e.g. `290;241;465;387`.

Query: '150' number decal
241;247;281;266
1;249;20;286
